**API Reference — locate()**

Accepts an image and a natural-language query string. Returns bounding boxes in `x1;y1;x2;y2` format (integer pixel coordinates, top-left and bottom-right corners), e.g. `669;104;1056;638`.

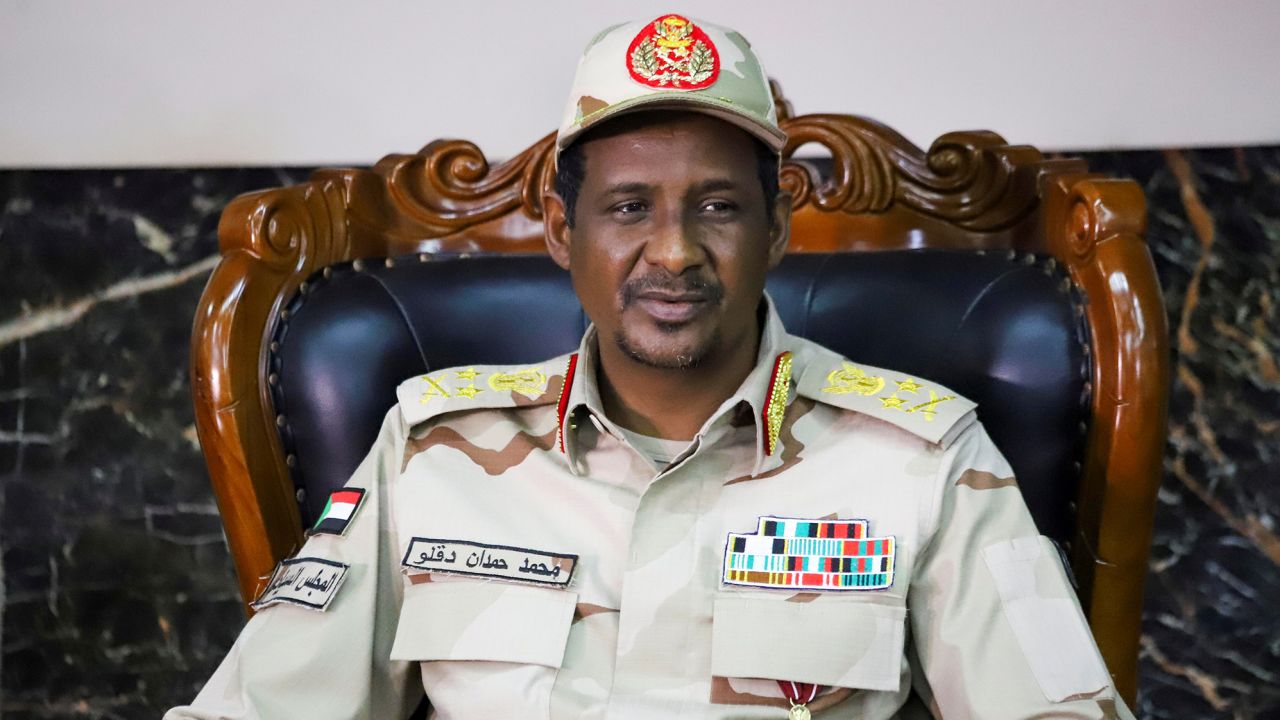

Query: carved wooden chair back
191;86;1166;702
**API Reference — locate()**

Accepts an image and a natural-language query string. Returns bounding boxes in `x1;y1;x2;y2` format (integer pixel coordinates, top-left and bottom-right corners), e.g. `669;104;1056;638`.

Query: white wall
2;0;1278;168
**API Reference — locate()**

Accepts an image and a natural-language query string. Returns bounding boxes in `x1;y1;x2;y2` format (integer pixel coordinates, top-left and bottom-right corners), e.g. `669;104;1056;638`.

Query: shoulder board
794;346;977;449
397;354;572;427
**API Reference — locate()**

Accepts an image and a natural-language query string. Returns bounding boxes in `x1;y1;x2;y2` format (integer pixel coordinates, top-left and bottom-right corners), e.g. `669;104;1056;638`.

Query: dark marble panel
1081;148;1280;719
0;168;314;717
0;150;1277;718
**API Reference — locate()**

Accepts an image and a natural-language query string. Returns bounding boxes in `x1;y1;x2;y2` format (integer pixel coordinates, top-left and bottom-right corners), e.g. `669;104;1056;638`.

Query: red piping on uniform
761;351;789;456
556;353;580;454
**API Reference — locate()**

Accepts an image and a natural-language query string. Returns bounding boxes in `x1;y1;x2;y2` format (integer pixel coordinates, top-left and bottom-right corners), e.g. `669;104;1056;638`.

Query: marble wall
0;150;1276;718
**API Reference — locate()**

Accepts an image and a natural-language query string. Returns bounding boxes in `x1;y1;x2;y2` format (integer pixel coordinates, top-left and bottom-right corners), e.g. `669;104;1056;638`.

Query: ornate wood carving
246;84;1083;254
190;82;1163;705
372;134;557;235
779;117;1045;230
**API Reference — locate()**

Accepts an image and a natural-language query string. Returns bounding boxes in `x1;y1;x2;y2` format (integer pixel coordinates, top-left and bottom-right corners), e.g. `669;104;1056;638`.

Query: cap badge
626;14;720;91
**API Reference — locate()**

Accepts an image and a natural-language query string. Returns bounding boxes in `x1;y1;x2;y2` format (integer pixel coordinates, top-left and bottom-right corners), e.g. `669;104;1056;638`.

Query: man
169;14;1134;720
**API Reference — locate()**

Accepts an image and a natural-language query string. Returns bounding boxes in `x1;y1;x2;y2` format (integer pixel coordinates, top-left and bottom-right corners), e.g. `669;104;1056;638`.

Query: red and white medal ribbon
778;680;821;719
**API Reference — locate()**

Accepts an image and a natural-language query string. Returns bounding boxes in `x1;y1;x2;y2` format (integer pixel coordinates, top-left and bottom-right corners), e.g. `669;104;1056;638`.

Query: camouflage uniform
166;300;1133;719
170;14;1135;719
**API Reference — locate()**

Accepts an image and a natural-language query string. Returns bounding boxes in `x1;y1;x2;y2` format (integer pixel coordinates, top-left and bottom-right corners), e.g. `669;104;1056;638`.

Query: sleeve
906;422;1136;720
164;407;422;720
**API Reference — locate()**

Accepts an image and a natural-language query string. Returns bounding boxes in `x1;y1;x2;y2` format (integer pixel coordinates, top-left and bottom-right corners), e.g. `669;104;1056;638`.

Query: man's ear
766;191;792;269
543;192;573;271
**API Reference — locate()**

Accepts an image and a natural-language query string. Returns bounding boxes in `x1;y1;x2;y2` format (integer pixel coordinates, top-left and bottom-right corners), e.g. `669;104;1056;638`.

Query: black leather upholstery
273;251;1089;544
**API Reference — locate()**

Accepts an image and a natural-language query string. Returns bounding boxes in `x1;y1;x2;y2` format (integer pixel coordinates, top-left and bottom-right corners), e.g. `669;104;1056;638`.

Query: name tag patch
402;537;577;588
723;516;895;591
252;557;350;611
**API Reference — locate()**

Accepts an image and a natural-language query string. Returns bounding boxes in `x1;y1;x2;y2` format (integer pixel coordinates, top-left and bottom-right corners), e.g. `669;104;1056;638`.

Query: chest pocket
392;580;578;718
711;593;906;694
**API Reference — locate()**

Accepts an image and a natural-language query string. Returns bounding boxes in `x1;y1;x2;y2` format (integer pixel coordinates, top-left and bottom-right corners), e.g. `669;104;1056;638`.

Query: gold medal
788;702;812;720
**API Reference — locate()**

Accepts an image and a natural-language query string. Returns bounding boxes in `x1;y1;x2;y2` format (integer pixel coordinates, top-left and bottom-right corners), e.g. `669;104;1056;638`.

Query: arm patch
982;536;1112;702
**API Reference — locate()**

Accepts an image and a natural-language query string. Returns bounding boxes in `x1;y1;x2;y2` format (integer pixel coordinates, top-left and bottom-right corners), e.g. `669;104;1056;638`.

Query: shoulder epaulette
396;354;571;427
794;346;977;449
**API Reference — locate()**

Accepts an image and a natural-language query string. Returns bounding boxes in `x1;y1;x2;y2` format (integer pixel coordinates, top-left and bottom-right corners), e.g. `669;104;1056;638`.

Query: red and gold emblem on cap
626;14;719;91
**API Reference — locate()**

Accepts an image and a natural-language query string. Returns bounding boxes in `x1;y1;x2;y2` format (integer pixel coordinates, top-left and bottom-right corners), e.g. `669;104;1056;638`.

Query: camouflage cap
556;14;786;162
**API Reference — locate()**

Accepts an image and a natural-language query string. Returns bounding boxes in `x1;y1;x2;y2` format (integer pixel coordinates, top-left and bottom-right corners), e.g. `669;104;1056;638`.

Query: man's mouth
633;290;713;323
621;274;725;325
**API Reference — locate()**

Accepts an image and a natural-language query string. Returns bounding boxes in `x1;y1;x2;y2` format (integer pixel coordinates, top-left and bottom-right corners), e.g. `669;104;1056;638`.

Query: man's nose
642;212;706;275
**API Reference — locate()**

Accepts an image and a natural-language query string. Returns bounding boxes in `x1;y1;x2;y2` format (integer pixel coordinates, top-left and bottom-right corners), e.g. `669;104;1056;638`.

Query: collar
556;294;795;477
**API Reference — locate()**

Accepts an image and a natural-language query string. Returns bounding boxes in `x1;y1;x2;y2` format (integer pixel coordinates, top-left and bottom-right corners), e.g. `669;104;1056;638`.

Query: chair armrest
1038;172;1169;705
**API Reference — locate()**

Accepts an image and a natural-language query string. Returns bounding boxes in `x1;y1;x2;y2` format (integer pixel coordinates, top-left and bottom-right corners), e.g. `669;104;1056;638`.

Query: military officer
168;14;1135;720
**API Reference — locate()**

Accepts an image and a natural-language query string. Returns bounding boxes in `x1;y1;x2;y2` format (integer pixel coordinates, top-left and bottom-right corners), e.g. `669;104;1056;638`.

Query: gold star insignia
895;379;923;394
455;368;481;381
453;385;482;399
881;396;907;409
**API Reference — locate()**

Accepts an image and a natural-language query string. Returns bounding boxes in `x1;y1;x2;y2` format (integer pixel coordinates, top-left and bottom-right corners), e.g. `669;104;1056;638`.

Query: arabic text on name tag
254;557;348;611
402;538;576;587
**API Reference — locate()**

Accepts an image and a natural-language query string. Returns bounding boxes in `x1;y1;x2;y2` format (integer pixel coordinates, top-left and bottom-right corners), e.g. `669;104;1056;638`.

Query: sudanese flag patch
310;488;366;536
626;14;719;91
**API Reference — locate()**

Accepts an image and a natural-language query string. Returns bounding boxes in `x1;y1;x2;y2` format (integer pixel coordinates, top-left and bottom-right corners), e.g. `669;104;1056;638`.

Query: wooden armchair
190;84;1167;703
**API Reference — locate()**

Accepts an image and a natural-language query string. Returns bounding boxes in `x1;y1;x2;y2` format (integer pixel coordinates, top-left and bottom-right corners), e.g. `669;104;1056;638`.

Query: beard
613;323;720;369
613;271;725;369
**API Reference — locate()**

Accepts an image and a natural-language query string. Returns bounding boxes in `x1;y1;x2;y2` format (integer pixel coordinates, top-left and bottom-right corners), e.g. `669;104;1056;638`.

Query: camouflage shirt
168;300;1133;719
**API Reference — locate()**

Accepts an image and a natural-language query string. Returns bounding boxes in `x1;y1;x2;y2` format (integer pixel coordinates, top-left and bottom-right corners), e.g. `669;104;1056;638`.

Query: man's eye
700;200;738;214
611;200;648;217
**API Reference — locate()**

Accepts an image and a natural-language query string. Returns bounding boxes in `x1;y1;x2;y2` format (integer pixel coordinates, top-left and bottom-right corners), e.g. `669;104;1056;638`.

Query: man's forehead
577;128;759;193
592;177;750;197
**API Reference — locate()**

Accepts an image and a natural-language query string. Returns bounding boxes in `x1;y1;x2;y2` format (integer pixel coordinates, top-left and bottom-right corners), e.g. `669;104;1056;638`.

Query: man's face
546;113;788;371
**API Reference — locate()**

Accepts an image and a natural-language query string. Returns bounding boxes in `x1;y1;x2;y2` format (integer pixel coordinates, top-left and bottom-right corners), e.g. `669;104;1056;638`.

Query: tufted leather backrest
272;251;1089;545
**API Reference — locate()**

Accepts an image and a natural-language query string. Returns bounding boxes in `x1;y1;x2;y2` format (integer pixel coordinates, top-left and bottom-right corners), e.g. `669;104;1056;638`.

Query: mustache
620;273;725;308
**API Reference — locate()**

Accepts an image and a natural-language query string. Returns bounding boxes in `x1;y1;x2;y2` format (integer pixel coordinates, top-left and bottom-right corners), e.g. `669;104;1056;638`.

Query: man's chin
613;327;715;370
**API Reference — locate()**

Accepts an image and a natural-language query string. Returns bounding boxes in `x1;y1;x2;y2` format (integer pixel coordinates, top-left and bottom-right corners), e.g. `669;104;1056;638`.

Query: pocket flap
711;595;905;692
391;581;578;668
